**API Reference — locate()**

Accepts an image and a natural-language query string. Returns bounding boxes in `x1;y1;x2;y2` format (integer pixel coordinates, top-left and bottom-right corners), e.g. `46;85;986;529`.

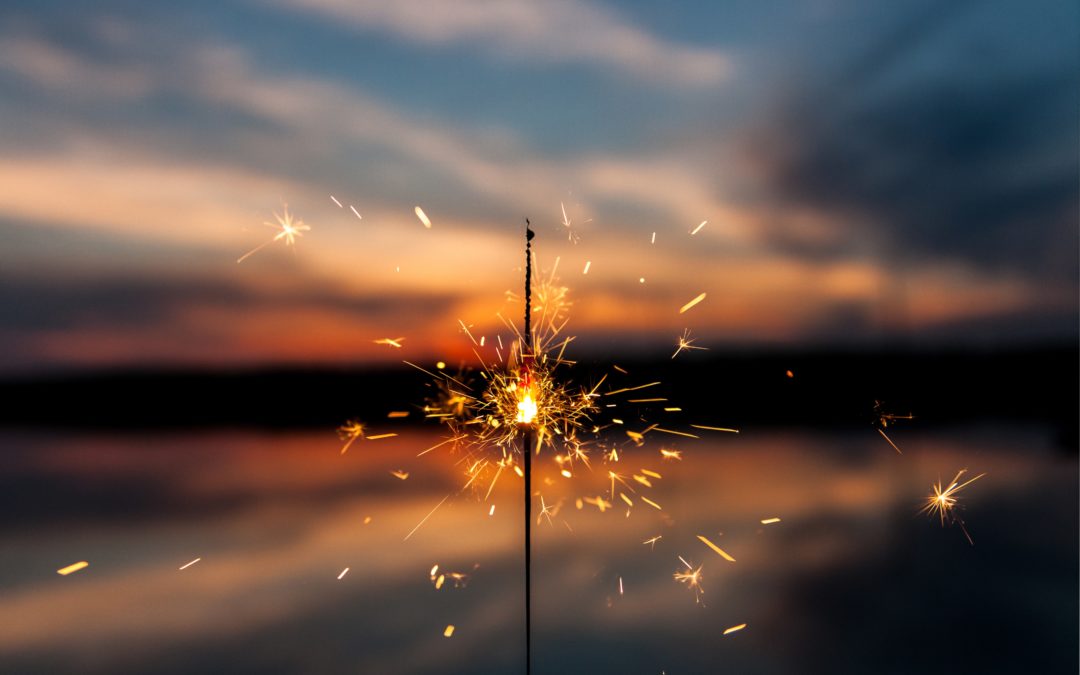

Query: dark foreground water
0;426;1075;674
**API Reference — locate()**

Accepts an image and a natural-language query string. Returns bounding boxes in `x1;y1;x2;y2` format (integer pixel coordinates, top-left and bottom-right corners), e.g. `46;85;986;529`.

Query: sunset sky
0;0;1075;372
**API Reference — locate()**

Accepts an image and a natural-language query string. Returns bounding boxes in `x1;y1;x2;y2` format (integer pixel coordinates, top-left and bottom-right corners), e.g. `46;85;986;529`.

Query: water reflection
0;427;1075;674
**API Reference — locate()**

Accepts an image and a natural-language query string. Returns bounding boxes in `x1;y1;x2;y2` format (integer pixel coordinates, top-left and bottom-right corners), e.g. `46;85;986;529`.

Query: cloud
259;0;731;87
746;4;1079;285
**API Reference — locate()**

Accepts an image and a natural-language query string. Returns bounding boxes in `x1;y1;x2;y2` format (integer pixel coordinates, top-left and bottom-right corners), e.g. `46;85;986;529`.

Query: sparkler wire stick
522;219;534;675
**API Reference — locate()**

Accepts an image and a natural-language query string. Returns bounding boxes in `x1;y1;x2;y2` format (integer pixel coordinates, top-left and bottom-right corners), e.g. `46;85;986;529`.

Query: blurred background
0;0;1075;673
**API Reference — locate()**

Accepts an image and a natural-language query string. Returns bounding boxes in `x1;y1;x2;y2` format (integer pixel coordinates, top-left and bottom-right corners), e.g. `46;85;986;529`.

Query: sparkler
522;220;536;675
237;205;310;263
333;216;750;665
920;469;985;545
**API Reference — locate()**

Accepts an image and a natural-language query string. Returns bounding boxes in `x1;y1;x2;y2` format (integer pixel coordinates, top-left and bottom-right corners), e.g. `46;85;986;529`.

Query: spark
583;260;591;274
489;505;496;516
374;337;405;349
697;535;736;562
654;427;698;438
724;623;747;635
387;411;410;418
643;535;663;548
874;400;913;454
430;564;470;590
350;205;362;220
761;517;781;525
443;625;455;638
237;205;310;263
674;557;704;603
639;277;645;284
605;382;660;396
920;469;986;545
641;497;662;510
363;516;372;525
878;428;903;454
330;195;342;208
404;495;450;541
679;292;707;314
537;495;557;525
672;329;708;359
367;433;398;440
179;558;201;570
57;561;88;576
690;425;739;433
338;421;365;454
338;567;349;580
584;496;612;513
660;448;682;461
619;577;624;595
691;220;707;235
415;205;432;228
786;369;794;378
559;201;578;242
651;231;656;244
390;470;409;480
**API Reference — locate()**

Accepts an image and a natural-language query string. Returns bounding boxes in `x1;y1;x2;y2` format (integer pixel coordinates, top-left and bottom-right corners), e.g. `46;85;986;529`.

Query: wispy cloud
260;0;731;87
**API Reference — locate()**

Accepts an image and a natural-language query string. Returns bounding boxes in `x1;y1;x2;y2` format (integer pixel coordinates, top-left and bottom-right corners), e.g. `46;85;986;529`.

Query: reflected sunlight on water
0;426;1075;674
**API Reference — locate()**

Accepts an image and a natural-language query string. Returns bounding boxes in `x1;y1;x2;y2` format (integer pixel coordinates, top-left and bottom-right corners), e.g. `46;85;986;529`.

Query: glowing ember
724;623;747;635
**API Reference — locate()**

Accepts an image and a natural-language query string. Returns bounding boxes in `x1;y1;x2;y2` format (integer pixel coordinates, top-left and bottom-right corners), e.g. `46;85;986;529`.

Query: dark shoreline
0;345;1074;447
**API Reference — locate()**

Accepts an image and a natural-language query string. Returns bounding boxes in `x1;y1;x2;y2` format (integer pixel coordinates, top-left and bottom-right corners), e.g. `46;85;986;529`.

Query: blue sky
0;0;1075;371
